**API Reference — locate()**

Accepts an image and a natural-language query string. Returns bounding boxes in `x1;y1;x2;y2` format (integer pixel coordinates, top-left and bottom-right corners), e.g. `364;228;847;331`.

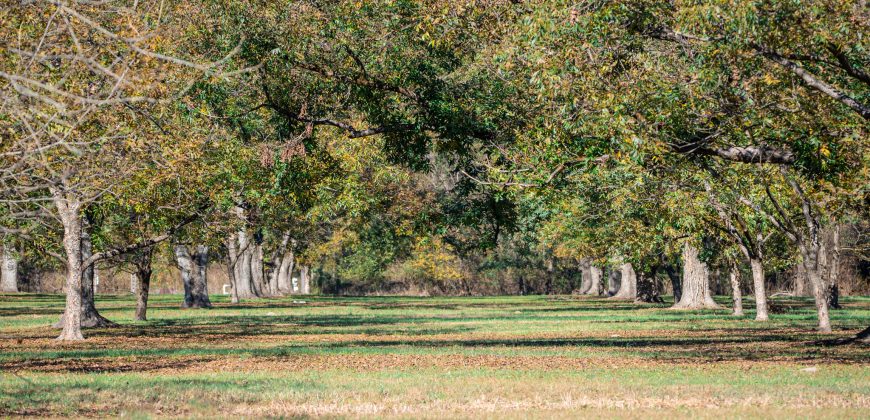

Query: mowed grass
1;293;868;418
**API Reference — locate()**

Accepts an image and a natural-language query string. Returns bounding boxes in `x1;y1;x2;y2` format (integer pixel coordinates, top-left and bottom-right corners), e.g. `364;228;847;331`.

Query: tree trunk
544;258;554;295
663;263;682;303
729;263;744;316
607;268;620;296
672;243;719;309
251;239;265;296
134;251;153;321
825;226;842;309
635;265;663;303
268;232;291;295
749;258;769;321
189;245;212;308
578;259;593;294
0;243;18;292
56;203;84;341
55;223;115;330
584;264;603;296
176;245;195;307
226;234;240;304
612;263;637;300
299;265;310;294
798;243;832;333
277;246;295;294
234;230;257;299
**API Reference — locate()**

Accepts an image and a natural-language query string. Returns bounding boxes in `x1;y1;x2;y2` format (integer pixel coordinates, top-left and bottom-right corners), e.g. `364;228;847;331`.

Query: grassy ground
0;293;868;418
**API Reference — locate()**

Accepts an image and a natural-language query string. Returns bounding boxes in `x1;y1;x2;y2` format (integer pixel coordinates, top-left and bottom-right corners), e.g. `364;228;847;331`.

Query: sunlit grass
1;293;868;417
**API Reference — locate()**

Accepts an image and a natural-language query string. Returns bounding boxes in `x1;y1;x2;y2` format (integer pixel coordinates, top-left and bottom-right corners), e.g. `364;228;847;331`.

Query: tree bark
268;231;291;295
0;243;18;292
277;242;295;294
55;222;115;330
672;243;719;309
662;263;682;303
612;263;637;300
233;230;257;299
749;258;769;321
189;245;212;308
635;265;663;303
56;200;84;341
251;237;265;296
824;226;842;309
299;265;311;294
134;250;153;321
729;263;744;316
798;243;832;332
584;265;603;296
578;259;593;294
607;267;620;296
175;245;194;306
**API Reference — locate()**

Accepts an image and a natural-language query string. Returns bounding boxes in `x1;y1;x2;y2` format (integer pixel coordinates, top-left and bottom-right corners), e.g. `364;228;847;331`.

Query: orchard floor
1;294;869;419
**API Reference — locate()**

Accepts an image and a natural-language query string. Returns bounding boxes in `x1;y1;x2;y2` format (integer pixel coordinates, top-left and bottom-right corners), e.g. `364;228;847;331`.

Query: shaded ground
0;293;868;418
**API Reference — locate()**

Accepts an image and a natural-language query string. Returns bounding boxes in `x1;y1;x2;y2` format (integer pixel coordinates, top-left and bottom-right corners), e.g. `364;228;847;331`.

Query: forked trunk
1;244;18;292
612;263;636;300
672;243;719;309
749;258;769;321
729;264;744;316
56;225;115;329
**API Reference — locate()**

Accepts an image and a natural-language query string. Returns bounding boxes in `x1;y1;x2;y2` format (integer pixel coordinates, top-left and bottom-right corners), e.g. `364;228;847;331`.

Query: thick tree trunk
251;239;265;296
749;258;769;321
56;204;84;341
175;245;195;306
672;243;719;309
177;245;212;308
798;244;832;333
233;230;257;299
607;268;620;296
635;265;663;303
134;251;153;321
612;263;637;300
56;224;115;330
578;259;593;294
277;246;295;294
268;232;291;295
189;245;212;308
0;243;18;292
299;265;311;294
584;265;603;296
729;264;744;316
226;234;240;304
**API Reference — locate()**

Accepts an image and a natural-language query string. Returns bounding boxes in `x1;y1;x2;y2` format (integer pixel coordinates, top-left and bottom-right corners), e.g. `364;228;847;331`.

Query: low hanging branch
80;212;202;273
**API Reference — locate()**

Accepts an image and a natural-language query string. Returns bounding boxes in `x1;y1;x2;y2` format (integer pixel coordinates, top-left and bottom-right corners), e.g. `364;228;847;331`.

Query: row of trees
1;1;868;341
